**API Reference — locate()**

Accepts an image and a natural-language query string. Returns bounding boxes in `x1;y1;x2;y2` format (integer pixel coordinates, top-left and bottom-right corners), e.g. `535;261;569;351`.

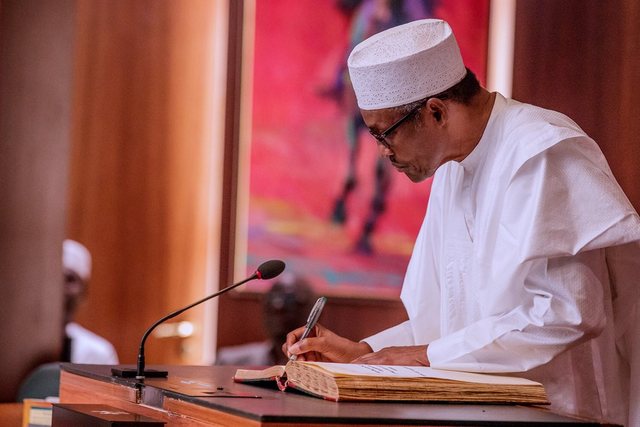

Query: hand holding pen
288;296;327;362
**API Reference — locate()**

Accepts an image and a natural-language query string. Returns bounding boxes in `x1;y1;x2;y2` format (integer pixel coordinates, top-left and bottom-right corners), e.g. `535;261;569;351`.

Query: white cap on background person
63;239;92;281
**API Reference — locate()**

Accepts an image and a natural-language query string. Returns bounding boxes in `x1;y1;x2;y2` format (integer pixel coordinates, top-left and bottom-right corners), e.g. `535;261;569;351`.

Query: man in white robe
63;239;119;364
284;19;640;426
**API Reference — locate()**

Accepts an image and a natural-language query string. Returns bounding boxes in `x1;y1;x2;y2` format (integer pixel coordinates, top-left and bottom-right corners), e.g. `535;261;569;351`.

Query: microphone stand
132;273;259;379
111;259;285;381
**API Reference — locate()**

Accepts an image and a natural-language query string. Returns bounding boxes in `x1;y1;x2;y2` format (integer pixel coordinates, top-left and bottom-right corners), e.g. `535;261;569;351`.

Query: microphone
111;259;286;379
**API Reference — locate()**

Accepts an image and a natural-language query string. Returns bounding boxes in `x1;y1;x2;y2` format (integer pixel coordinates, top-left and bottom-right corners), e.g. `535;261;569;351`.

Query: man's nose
377;142;393;157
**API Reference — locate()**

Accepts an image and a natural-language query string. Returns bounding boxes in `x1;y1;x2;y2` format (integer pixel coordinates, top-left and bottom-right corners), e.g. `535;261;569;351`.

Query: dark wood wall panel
513;0;640;211
0;0;74;402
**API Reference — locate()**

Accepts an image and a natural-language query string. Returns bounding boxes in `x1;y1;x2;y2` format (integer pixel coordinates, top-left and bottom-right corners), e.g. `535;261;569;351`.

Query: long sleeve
426;138;639;372
427;250;608;372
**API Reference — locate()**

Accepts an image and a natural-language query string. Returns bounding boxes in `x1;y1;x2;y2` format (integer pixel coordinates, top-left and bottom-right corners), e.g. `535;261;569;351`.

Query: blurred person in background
216;273;315;366
62;239;119;364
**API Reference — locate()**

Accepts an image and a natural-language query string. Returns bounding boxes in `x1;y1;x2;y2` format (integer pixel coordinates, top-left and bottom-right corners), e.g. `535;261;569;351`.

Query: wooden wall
513;0;640;212
0;0;74;402
67;0;226;366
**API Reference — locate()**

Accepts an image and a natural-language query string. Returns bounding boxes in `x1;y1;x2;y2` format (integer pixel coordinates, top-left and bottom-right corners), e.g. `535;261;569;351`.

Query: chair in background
16;362;61;402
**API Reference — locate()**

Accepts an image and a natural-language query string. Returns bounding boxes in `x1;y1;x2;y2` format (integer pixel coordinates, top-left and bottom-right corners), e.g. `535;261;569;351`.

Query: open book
234;361;548;404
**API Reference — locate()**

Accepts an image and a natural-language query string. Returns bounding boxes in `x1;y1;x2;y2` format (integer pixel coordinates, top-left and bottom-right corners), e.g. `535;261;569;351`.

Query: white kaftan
364;94;640;426
66;322;119;365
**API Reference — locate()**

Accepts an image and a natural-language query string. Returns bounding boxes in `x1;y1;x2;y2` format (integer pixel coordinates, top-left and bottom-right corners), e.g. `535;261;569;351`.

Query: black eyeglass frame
368;98;428;149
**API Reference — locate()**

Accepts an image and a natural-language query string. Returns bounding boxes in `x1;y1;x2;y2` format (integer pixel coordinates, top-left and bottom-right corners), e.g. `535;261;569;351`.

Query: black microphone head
256;260;286;280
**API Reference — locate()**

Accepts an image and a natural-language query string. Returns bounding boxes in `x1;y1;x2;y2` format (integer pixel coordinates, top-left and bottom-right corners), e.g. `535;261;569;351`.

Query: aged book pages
234;361;549;404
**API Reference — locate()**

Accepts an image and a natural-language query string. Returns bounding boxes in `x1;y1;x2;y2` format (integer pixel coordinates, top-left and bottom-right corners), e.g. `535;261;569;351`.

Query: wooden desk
0;403;23;427
59;364;604;426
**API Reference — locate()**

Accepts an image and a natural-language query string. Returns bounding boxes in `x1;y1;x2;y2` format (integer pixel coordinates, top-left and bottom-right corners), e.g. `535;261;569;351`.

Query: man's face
361;102;448;182
64;268;86;316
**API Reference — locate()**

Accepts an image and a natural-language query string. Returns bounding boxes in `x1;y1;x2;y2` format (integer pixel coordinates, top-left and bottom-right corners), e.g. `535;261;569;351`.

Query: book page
234;365;286;381
285;365;340;401
303;362;541;386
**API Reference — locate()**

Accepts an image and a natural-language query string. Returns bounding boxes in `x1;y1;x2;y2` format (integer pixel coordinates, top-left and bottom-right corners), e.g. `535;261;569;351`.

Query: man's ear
426;98;447;124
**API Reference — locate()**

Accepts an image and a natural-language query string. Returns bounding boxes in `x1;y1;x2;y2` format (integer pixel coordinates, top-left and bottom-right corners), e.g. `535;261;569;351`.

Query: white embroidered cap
348;19;466;110
63;239;92;281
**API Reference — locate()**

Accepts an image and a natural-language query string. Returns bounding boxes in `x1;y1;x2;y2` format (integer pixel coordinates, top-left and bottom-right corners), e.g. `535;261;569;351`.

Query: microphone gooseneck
122;259;285;380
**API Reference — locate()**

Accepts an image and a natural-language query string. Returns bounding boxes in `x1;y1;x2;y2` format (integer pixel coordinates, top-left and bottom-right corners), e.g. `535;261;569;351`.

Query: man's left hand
351;345;429;366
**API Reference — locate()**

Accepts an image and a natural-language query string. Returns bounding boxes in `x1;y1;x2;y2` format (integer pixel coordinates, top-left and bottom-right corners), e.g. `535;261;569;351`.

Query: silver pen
289;296;327;362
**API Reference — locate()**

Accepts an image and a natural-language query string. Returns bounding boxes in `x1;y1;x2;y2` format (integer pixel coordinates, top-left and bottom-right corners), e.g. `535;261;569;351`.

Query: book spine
276;375;288;391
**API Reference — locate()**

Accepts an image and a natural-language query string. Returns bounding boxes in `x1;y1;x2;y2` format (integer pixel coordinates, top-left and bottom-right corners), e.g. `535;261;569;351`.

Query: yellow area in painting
252;197;414;257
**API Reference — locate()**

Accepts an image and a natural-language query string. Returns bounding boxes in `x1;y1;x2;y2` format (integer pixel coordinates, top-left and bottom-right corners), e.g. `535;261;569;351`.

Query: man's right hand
283;323;372;363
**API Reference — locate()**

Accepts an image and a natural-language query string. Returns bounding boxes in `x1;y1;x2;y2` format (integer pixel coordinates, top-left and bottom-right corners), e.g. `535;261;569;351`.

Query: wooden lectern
59;363;609;426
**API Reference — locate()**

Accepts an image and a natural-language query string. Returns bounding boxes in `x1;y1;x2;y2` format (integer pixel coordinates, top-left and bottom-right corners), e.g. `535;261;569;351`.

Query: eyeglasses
368;99;427;149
